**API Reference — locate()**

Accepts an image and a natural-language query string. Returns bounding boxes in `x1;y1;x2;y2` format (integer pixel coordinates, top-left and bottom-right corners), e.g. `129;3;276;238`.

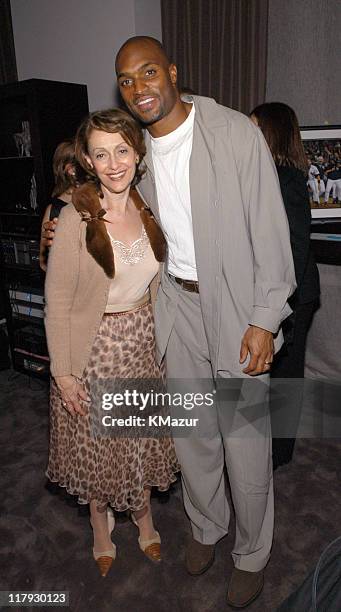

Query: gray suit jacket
137;95;296;375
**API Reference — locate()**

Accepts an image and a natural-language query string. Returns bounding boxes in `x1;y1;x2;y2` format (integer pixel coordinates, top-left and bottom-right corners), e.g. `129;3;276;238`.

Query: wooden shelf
0;156;33;160
0;232;39;238
0;211;40;216
0;78;89;379
14;347;49;362
12;361;49;379
11;311;44;324
2;262;40;271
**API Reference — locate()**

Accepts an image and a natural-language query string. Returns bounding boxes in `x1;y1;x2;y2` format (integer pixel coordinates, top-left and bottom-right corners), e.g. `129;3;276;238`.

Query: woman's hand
54;375;89;417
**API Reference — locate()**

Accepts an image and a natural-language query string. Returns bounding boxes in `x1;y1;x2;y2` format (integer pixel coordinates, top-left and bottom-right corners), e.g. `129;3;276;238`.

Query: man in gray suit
115;36;296;607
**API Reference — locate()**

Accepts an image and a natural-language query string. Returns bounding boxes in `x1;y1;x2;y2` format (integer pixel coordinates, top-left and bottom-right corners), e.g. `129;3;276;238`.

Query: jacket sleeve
44;206;80;377
232;121;296;333
279;172;311;294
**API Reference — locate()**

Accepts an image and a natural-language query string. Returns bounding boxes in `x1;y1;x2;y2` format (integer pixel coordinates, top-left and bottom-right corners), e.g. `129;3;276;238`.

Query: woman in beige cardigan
44;109;179;576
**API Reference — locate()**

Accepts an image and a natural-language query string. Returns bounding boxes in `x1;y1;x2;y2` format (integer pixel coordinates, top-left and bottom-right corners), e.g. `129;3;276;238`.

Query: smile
107;171;126;180
135;96;157;109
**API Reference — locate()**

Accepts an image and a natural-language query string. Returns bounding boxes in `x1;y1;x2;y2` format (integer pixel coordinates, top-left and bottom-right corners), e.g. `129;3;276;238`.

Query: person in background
315;155;327;184
39;139;77;271
324;159;341;205
251;102;320;469
306;157;324;206
44;108;179;577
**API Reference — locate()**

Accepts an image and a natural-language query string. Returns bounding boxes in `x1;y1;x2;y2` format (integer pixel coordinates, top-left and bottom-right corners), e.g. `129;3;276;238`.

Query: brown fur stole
72;182;166;278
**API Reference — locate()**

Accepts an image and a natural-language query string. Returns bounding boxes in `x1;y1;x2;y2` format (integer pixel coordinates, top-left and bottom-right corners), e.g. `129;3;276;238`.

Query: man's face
116;42;178;126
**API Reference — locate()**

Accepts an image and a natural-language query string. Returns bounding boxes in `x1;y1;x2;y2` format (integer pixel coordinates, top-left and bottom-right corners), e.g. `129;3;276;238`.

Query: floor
0;369;340;612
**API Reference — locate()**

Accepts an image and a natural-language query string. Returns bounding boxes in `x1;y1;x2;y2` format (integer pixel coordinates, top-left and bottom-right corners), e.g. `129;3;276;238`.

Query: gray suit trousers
164;281;274;572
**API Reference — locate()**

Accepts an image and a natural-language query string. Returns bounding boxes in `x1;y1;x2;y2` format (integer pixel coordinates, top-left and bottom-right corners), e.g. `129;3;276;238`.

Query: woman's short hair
52;139;77;197
250;102;308;174
75;108;146;187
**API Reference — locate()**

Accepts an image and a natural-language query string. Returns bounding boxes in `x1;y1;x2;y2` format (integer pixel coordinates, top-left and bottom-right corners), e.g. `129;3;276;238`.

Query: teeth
108;172;125;179
137;98;154;106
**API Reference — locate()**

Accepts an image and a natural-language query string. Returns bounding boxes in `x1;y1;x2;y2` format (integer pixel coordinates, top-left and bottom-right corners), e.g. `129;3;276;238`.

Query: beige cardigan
44;203;161;378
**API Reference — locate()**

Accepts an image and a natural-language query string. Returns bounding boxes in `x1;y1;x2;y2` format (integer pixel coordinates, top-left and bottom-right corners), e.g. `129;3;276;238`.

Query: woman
44;109;179;576
250;102;320;469
39;139;78;271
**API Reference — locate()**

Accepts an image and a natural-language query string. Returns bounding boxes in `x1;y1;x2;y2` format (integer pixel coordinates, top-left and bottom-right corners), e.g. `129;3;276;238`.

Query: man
307;158;324;205
43;36;295;608
114;37;296;608
324;159;341;205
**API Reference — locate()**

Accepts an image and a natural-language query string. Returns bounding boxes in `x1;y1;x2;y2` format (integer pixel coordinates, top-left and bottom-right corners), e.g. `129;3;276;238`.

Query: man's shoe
185;537;215;575
227;568;264;608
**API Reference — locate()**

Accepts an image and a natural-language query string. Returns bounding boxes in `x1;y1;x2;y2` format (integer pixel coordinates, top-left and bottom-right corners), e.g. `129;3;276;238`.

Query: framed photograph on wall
300;125;341;219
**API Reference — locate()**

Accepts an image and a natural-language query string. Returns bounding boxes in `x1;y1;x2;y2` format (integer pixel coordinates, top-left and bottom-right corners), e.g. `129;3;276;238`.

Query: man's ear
169;63;177;86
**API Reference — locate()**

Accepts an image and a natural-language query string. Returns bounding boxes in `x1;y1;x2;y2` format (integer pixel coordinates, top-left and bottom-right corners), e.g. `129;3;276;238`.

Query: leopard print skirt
46;302;180;511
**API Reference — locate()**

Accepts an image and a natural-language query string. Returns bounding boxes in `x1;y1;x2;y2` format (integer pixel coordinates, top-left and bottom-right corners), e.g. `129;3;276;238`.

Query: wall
135;0;162;41
266;0;341;126
12;0;340;125
10;0;162;110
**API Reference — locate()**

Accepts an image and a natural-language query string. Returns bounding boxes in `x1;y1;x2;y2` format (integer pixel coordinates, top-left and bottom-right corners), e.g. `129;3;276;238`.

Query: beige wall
10;0;162;110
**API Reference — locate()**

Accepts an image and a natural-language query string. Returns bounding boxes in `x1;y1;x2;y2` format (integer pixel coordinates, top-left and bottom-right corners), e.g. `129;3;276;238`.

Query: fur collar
72;182;166;278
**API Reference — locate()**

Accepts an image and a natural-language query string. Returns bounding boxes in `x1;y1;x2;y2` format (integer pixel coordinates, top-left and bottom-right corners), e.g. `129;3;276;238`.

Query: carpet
0;369;340;612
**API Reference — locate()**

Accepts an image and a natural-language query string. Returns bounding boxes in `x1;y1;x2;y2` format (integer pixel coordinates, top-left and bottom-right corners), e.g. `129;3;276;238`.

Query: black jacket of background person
277;165;320;309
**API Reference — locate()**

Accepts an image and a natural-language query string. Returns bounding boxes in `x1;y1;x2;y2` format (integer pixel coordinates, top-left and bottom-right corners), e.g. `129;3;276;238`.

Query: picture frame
300;125;341;219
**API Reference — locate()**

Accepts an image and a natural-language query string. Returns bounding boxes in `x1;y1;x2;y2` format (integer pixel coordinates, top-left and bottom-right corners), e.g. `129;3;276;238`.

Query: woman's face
85;129;138;194
250;114;258;127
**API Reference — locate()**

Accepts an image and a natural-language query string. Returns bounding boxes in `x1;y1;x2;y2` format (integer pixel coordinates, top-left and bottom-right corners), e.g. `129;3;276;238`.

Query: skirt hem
45;469;179;512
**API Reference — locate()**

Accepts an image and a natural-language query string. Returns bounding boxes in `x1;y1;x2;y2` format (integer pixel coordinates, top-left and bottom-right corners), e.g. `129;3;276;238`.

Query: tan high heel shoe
93;544;116;577
131;512;162;563
91;506;116;577
138;531;161;563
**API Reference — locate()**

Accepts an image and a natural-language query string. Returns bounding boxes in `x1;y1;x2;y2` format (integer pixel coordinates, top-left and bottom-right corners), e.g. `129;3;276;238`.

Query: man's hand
239;326;274;375
54;375;90;417
41;217;58;248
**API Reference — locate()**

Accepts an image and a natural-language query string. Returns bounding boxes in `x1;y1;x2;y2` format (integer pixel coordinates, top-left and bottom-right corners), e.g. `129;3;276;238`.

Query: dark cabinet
0;79;89;376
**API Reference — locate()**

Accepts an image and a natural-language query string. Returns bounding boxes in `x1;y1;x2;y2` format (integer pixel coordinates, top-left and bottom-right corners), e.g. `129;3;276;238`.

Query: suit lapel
189;116;216;287
136;131;162;226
